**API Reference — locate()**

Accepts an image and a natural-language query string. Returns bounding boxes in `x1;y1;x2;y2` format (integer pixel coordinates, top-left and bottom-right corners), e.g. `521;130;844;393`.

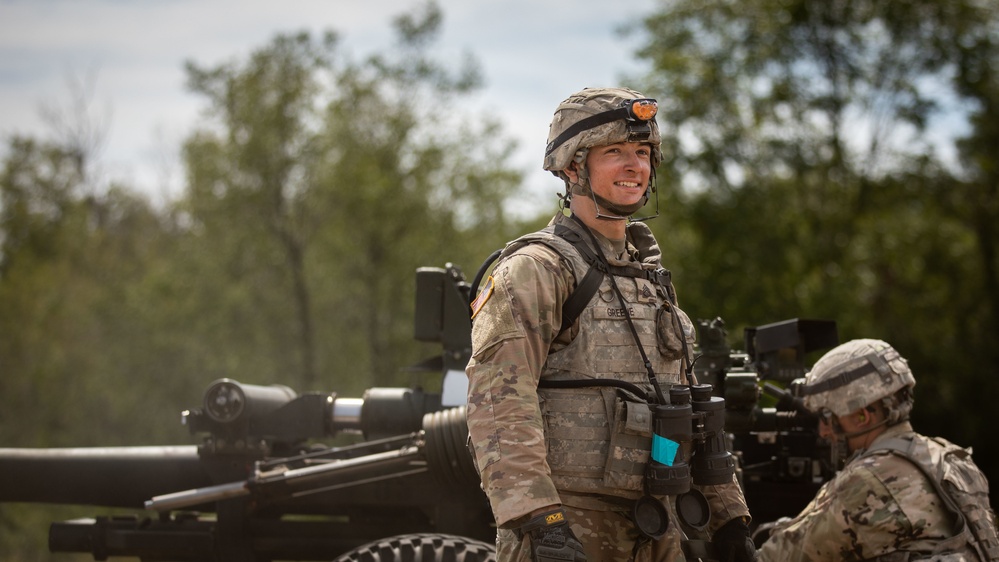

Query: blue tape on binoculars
652;434;679;466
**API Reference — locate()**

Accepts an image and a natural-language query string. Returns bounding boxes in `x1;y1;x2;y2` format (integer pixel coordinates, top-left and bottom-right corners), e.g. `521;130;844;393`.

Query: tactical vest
497;217;693;498
860;433;999;562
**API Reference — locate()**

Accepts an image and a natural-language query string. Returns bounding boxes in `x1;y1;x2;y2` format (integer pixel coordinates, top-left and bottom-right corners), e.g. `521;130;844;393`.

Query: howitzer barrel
762;382;815;419
0;446;211;508
730;384;817;434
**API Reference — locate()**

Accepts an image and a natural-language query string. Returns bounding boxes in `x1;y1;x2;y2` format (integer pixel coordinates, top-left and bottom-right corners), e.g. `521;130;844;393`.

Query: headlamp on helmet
545;98;659;160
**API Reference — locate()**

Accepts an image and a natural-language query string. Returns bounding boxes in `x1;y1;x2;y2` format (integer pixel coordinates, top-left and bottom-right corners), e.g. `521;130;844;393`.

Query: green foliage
175;5;522;393
0;3;525;444
0;4;525;556
0;137;197;557
0;138;191;448
633;0;999;504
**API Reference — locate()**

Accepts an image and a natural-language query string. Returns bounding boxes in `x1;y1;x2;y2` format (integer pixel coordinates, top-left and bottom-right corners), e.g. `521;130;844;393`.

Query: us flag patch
470;276;495;319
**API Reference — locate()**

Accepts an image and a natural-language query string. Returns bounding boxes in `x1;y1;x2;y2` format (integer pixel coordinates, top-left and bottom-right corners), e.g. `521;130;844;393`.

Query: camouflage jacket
465;212;749;531
758;422;993;561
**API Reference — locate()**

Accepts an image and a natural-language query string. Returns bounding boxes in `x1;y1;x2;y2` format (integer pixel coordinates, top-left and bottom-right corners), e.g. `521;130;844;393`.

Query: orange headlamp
545;97;659;157
624;98;658;121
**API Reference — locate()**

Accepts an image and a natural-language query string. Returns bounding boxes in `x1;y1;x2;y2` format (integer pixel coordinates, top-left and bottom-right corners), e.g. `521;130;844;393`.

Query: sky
0;0;659;209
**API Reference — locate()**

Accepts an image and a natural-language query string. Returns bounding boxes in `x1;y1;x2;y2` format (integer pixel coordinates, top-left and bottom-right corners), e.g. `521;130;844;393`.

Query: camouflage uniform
466;212;750;561
758;421;997;561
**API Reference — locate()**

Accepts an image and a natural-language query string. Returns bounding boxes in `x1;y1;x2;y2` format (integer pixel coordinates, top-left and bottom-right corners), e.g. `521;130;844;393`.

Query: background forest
2;1;997;559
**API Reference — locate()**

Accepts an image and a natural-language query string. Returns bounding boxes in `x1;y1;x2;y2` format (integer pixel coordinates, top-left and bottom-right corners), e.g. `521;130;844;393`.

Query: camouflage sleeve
465;246;572;527
755;476;849;562
757;455;932;562
698;473;751;534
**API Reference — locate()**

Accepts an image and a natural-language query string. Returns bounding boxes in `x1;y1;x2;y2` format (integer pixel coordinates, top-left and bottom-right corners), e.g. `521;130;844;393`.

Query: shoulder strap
469;227;603;335
864;437;993;560
551;224;604;335
551;222;675;336
554;224;671;284
559;266;602;336
866;437;966;526
482;219;675;338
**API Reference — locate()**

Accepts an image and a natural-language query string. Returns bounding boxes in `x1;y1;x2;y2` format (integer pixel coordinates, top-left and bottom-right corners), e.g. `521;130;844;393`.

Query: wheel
332;533;496;562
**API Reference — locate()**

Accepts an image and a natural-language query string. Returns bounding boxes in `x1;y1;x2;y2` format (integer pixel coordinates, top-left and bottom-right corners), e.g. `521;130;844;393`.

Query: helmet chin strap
566;177;649;221
829;400;907;444
591;190;648;219
826;415;892;451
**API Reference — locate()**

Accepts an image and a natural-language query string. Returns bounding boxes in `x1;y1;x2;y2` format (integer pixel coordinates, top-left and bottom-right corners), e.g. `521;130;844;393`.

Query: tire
332;533;496;562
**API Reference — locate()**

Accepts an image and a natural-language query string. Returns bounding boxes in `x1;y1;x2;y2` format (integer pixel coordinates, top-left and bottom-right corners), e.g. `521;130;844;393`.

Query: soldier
757;339;999;561
465;87;756;562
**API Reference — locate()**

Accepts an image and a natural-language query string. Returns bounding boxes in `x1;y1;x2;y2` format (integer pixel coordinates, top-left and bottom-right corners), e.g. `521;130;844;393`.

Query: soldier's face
583;142;652;208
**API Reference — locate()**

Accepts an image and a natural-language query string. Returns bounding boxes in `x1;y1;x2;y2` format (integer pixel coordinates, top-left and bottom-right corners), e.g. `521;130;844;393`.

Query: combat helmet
543;87;662;217
801;339;915;422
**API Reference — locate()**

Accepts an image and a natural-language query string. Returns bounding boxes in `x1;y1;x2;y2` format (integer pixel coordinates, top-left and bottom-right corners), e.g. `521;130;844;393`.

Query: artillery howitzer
0;262;840;561
691;316;840;526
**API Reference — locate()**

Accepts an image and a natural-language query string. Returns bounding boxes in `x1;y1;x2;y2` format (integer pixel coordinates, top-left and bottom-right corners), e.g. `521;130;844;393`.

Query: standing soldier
757;338;999;561
465;87;756;562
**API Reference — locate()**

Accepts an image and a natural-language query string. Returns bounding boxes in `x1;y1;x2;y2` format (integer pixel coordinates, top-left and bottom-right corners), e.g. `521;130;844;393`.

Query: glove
712;517;757;562
519;508;587;562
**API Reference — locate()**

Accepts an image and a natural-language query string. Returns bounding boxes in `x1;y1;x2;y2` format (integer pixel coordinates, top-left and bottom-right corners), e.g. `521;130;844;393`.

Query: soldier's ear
563;163;579;183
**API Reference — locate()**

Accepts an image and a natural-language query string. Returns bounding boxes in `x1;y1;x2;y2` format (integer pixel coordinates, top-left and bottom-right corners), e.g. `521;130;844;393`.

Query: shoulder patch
470;276;495;319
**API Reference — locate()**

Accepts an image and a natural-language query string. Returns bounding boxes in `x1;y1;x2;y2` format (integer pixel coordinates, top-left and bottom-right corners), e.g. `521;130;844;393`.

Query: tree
0;135;185;447
177;1;522;393
0;134;189;561
0;3;527;557
632;0;999;502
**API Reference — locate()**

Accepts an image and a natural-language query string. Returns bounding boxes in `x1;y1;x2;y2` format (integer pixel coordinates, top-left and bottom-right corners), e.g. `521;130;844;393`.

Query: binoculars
646;383;736;494
633;383;736;538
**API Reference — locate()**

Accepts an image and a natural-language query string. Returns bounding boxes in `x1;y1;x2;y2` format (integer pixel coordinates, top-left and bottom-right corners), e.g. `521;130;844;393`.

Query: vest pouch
604;396;653;491
541;388;608;483
657;301;696;360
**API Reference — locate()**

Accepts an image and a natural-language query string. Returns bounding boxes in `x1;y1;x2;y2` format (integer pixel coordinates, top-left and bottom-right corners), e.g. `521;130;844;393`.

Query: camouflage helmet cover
801;339;916;417
543;87;663;175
